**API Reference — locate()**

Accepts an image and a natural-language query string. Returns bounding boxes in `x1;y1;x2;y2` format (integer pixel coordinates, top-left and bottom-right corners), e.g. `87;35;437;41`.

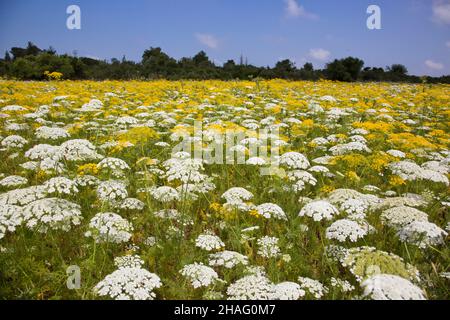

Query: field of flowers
0;79;448;300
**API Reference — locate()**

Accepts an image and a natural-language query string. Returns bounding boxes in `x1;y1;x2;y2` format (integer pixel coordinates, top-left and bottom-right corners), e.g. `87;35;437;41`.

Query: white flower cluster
74;175;100;187
22;198;82;232
389;161;449;185
326;219;373;242
329;141;371;156
180;263;220;288
279;152;310;170
0;204;23;239
114;254;144;269
94;267;161;300
361;274;426;300
381;206;428;229
299;200;339;221
195;233;225;251
227;274;276;300
222;187;253;205
273;282;306;300
43;177;79;195
208;250;249;269
0;185;46;206
149;186;179;202
85;212;133;243
97;157;130;173
255;203;287;220
163;156;207;184
340;199;368;220
119;198;145;211
0;175;28;188
287;170;317;192
257;236;281;258
297;277;328;299
60;139;102;162
1;135;28;149
330;277;355;292
397;221;447;249
35;126;70;140
97;180;128;203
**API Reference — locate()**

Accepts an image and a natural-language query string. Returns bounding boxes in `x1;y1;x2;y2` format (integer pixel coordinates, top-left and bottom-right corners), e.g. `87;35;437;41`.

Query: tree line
0;42;449;83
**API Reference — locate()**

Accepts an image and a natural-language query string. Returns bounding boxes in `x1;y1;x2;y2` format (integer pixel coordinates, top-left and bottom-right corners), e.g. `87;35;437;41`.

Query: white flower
255;203;287;220
22;198;82;232
114;255;144;269
257;236;281;258
299;200;339;221
94;267;161;300
35;126;70;140
227;275;276;300
297;277;328;299
330;277;355;292
180;263;220;289
195;234;225;251
85;212;133;243
149;186;179;202
43;177;79;195
0;205;23;239
326;219;373;242
98;157;130;172
222;187;253;204
273;282;305;300
97;180;128;203
0;175;28;188
397;221;447;249
1;135;28;149
208;251;249;269
361;274;426;300
60;139;102;162
119;198;145;211
279;152;310;170
381;206;428;229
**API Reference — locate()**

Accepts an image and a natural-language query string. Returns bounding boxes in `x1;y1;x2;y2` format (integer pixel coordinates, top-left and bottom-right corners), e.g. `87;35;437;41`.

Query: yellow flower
77;163;99;176
389;175;406;186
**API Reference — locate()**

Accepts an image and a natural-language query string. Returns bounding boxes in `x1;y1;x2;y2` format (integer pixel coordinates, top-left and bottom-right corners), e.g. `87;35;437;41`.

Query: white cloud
195;33;219;49
432;0;450;24
284;0;318;19
309;48;331;61
425;59;444;70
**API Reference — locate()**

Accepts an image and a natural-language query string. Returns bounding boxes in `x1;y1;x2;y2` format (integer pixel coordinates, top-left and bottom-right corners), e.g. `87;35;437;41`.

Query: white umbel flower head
255;203;287;220
208;250;249;269
361;274;426;300
0;204;23;239
43;177;79;195
22;198;82;232
149;186;180;202
279;152;310;170
94;267;161;300
257;236;281;258
326;219;373;242
195;233;225;251
227;274;276;300
397;221;447;249
97;180;128;203
85;212;133;243
222;187;253;204
297;277;328;299
273;282;306;300
299;200;339;221
180;263;220;289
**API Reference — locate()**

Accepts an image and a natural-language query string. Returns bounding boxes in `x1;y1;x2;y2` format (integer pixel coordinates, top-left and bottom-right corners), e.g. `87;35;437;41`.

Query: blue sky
0;0;449;76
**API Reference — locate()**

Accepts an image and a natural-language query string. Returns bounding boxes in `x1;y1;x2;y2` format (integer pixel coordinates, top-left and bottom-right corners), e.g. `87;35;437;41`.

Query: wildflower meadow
0;79;448;300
